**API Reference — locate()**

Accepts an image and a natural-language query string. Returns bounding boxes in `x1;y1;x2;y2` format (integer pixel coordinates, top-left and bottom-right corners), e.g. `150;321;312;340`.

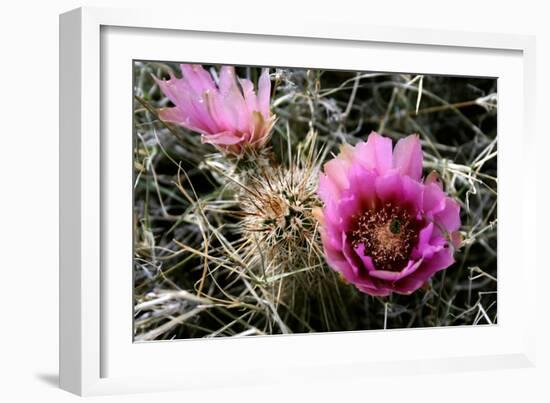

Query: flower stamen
350;203;420;271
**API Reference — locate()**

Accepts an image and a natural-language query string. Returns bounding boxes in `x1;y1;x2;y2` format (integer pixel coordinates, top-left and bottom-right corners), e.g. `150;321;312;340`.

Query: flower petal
204;90;236;131
401;175;424;211
179;64;216;94
218;66;237;93
423;182;446;217
340;235;382;292
391;276;425;294
218;66;249;132
324;158;351;193
238;77;258;116
347;163;377;211
375;172;403;202
319;173;342;204
320;231;356;281
355;132;393;175
425;170;443;190
157;107;202;132
337;193;361;231
407;248;455;284
201;131;243;145
450;231;463;249
411;222;434;260
339;143;356;163
354;244;376;272
341;233;363;278
369;259;423;281
356;284;392;296
257;68;271;119
434;198;461;233
158;77;219;133
312;207;325;226
393;134;423;180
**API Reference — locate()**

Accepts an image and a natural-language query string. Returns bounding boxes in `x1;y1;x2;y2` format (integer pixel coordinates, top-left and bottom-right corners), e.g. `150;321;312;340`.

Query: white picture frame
59;6;537;396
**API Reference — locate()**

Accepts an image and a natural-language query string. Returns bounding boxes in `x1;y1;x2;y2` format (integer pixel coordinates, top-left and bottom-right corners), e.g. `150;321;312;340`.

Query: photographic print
133;62;497;341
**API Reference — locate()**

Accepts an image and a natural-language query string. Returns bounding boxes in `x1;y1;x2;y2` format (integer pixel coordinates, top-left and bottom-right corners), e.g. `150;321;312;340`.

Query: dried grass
133;62;497;340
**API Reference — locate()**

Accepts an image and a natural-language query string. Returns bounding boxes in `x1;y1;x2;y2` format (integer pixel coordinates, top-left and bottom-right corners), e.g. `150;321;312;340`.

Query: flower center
350;203;420;271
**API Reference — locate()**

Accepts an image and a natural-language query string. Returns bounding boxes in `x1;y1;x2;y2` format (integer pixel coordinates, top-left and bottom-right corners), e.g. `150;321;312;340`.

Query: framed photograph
60;6;537;396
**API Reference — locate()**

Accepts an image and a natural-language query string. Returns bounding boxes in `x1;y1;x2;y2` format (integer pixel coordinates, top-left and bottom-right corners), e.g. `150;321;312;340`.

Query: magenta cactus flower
155;64;275;154
317;132;461;296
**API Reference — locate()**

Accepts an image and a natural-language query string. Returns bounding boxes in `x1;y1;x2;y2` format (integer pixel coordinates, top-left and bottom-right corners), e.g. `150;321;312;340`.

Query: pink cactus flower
317;132;461;296
155;64;275;154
